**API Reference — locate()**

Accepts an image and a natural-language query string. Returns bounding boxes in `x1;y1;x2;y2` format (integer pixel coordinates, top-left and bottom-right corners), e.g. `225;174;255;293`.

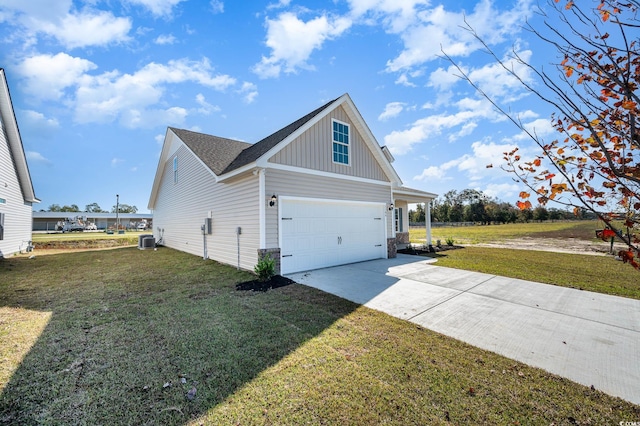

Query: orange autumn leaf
516;200;532;210
565;67;574;77
519;191;530;199
533;158;541;166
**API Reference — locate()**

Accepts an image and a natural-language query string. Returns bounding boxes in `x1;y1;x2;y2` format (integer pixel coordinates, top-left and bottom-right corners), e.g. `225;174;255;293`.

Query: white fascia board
0;69;38;203
393;187;438;201
266;162;393;187
216;162;256;182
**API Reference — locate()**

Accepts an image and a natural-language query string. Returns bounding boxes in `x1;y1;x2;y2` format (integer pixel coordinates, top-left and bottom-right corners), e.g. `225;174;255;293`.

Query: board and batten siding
0;120;33;257
153;144;260;271
264;168;392;248
268;106;389;182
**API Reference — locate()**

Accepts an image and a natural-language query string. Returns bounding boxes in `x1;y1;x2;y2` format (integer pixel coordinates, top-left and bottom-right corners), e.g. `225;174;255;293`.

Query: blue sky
0;0;560;213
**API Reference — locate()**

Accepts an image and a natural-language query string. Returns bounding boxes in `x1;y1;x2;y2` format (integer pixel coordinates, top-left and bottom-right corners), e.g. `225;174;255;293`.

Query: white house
148;93;436;274
0;68;39;257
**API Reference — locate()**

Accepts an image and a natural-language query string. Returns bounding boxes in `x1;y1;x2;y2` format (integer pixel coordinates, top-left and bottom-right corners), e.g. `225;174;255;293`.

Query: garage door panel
280;199;386;274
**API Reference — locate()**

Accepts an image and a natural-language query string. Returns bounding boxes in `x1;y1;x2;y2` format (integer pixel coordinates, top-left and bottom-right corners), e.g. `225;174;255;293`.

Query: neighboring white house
0;68;39;258
148;93;436;274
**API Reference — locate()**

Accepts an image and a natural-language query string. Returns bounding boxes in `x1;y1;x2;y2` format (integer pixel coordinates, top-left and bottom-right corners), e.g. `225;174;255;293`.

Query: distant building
32;212;153;232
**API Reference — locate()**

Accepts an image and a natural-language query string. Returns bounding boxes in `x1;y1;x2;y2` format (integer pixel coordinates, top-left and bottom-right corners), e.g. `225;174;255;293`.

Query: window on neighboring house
395;207;403;233
173;156;178;184
0;212;4;240
332;119;350;165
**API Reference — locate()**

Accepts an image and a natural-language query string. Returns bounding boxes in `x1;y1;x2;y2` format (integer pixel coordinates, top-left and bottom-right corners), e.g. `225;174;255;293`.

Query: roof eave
0;69;38;204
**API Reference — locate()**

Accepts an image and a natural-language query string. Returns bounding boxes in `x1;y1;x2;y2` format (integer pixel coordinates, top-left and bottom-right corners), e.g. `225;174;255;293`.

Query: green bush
254;254;275;282
446;237;455;246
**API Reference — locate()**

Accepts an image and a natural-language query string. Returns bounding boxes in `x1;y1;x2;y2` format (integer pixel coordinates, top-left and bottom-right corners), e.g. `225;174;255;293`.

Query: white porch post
425;200;432;247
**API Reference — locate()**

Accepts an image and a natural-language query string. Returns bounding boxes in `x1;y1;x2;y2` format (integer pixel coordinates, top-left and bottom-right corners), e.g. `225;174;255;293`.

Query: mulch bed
398;245;464;256
235;275;296;292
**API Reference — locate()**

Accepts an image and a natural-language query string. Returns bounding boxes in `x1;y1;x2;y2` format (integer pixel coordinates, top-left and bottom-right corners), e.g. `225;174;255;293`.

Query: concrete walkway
286;255;640;405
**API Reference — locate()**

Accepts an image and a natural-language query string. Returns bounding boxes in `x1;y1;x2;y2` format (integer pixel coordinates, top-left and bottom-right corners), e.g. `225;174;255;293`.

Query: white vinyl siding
153;144;260;271
0;126;33;257
264;168;392;249
268;106;388;181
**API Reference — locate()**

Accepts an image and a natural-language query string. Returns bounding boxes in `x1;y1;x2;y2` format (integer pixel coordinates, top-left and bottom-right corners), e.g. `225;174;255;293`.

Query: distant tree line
409;189;595;225
42;202;138;214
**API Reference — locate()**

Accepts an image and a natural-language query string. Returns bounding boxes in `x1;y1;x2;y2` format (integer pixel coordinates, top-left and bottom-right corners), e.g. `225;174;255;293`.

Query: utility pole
116;194;119;231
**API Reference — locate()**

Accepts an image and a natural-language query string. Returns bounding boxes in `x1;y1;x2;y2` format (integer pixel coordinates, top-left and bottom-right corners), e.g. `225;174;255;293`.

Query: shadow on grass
0;247;358;425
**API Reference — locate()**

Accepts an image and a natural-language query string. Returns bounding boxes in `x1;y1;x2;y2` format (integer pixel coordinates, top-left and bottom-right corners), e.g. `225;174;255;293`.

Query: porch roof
393;186;437;203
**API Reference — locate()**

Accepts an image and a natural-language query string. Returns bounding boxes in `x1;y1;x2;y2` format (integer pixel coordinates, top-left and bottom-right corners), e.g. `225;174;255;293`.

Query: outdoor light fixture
269;194;277;207
388;203;394;211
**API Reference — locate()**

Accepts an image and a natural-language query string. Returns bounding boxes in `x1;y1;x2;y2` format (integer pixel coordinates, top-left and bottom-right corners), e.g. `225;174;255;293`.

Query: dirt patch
474;237;625;256
33;239;135;250
236;275;296;292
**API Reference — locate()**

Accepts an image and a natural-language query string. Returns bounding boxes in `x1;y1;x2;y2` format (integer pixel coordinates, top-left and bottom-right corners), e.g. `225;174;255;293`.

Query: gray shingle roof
170;96;339;177
169;128;251;176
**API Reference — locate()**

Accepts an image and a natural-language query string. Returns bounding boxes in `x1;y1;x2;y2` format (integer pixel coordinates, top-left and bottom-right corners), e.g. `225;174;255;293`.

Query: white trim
331;118;351;167
215;162;256;182
426;201;432;246
258;168;266;248
265;162;392;187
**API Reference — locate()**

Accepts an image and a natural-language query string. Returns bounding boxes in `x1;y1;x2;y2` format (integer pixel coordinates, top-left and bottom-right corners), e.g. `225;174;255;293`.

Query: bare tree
444;0;640;269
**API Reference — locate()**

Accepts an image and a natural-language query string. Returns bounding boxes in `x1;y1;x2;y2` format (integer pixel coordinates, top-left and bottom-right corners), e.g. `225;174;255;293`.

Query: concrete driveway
286;254;640;405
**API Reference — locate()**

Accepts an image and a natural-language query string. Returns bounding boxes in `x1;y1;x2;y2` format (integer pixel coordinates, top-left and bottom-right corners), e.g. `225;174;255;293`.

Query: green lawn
424;246;640;299
1;247;637;425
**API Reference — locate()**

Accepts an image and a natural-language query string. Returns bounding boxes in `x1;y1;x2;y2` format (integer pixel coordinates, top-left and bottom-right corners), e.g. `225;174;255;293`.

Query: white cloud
394;73;416;87
378;102;405;121
267;0;292;10
482;182;522;200
348;0;429;33
26;151;51;164
466;49;534;102
515;117;554;141
238;82;258;104
38;10;131;49
427;66;462;92
111;157;125;167
2;0;132;49
19;110;60;135
210;0;224;14
17;52;97;100
195;93;221;115
384;97;502;155
126;0;186;17
253;12;352;78
384;0;534;72
413;139;517;183
155;34;176;44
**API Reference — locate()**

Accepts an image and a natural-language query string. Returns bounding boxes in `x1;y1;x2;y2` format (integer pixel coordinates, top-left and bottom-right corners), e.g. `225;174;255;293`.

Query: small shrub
254;254;275;282
446;237;455;246
436;239;442;248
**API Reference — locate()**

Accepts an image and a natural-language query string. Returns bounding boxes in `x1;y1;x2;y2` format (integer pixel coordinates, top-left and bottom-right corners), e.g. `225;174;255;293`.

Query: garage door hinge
375;244;382;247
281;217;293;220
374;217;382;220
282;254;293;257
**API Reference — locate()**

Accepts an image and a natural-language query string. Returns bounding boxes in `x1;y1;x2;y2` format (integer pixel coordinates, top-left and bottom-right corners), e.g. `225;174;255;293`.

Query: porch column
425;200;432;247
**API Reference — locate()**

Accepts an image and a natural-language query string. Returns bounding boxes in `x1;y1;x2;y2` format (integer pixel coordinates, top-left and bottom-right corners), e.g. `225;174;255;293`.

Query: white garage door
280;198;387;274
